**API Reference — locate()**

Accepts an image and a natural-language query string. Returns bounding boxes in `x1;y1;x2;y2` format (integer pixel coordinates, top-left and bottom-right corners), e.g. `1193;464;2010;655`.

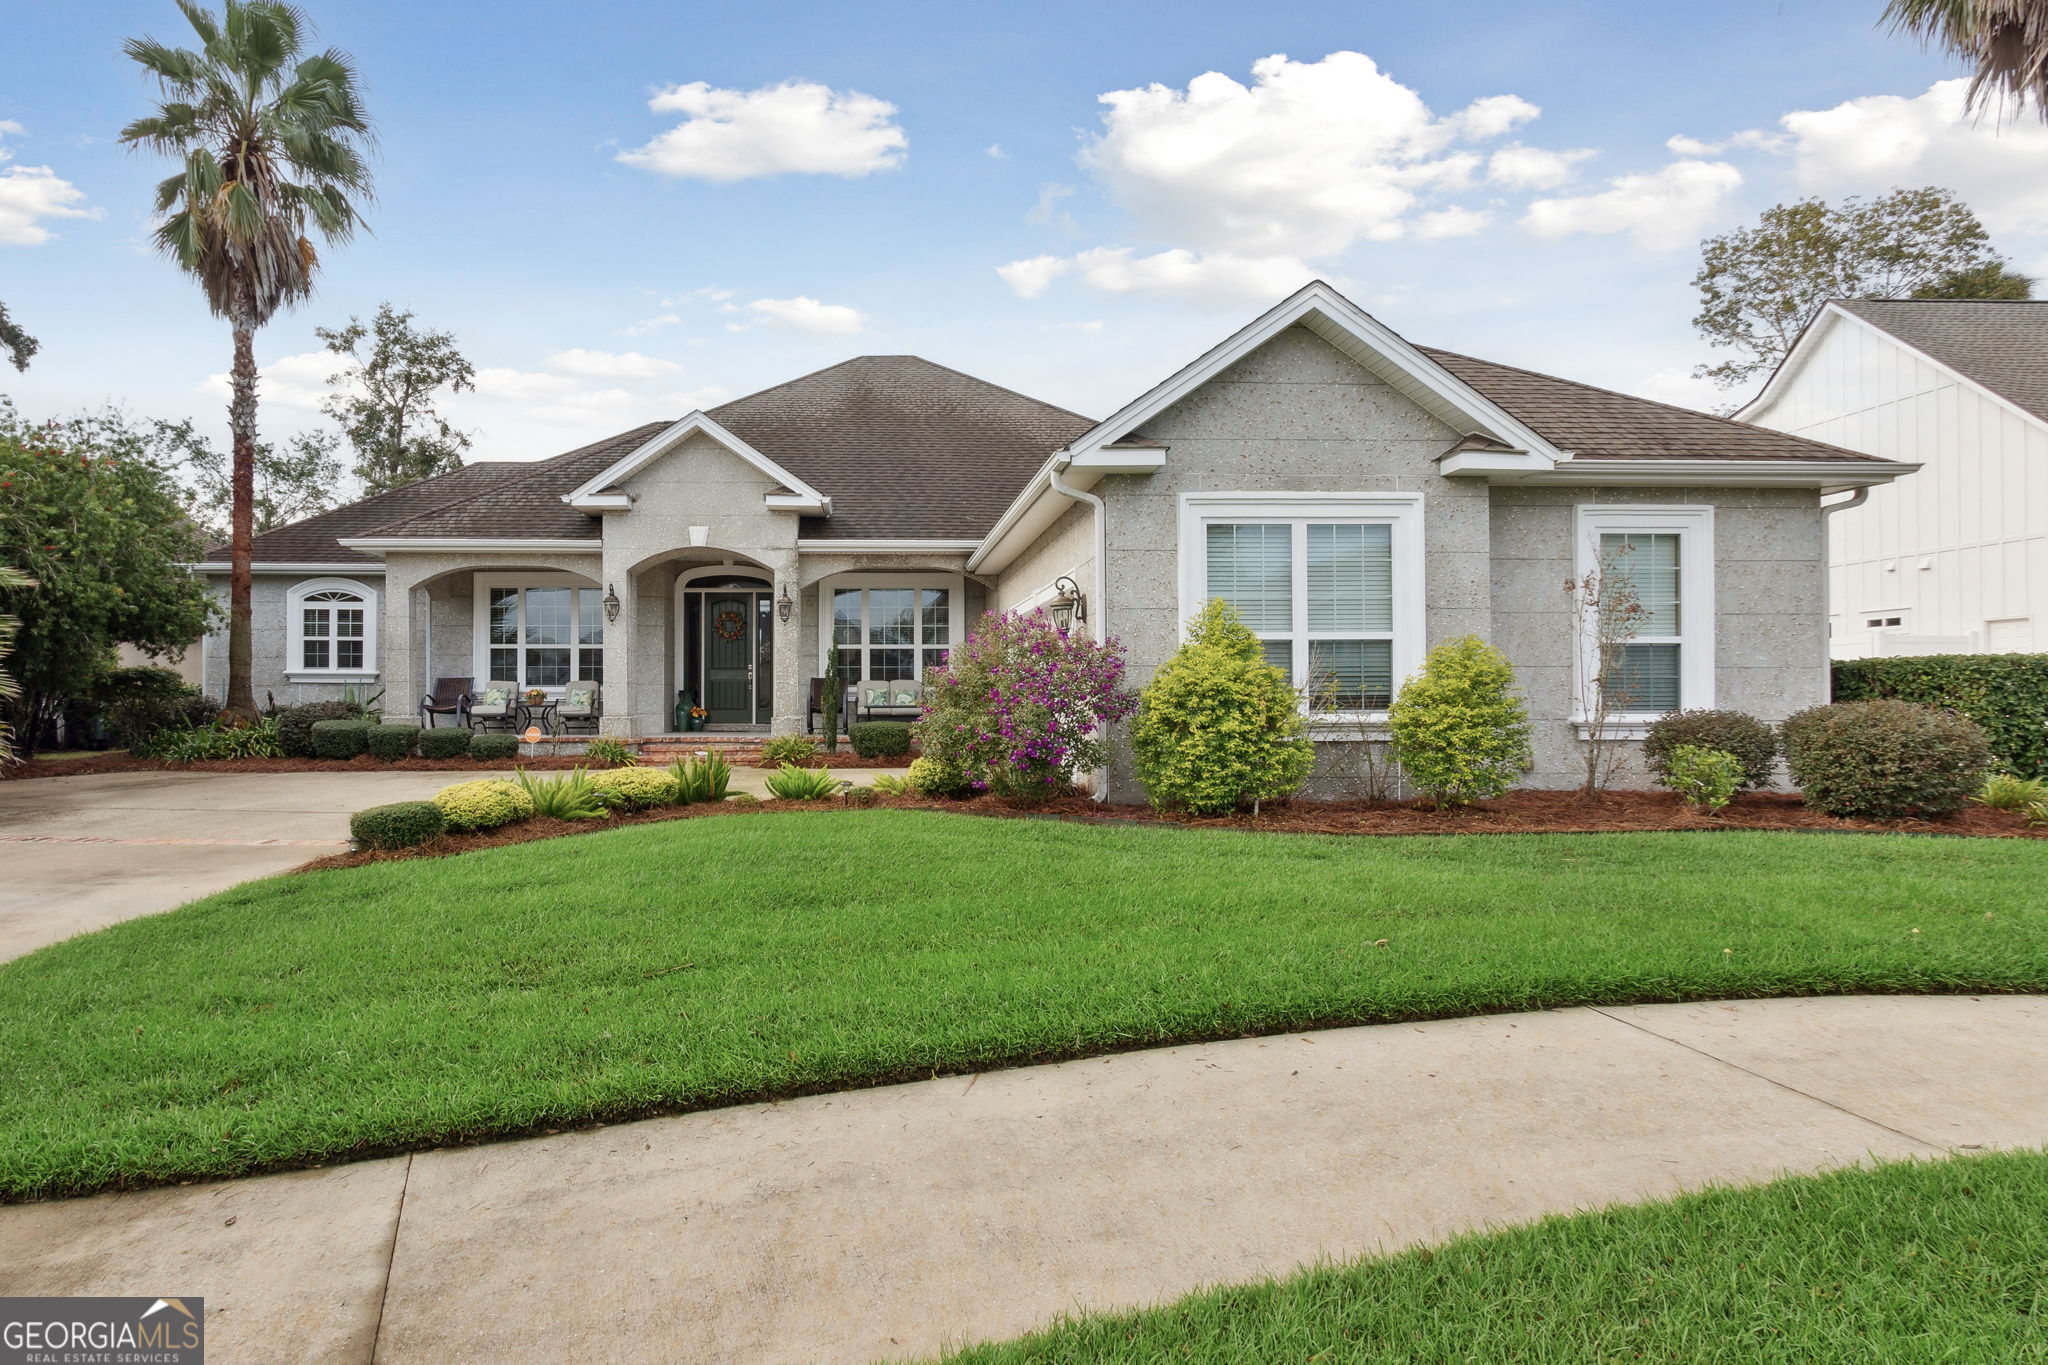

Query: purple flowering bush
916;610;1137;800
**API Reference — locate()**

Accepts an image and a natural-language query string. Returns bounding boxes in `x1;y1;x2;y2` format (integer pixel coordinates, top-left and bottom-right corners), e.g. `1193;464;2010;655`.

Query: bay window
1576;506;1714;719
1183;493;1423;715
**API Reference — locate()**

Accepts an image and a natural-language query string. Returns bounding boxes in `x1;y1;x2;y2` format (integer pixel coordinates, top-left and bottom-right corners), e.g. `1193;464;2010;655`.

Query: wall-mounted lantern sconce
776;582;795;623
1049;575;1087;634
602;584;621;624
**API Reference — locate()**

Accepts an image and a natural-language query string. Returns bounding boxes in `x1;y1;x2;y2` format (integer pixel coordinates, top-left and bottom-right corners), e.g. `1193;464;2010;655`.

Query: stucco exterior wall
201;572;389;710
993;500;1094;616
1489;486;1827;789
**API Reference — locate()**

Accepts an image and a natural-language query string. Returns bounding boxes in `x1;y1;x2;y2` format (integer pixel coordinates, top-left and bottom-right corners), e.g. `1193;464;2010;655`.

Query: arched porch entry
674;567;775;726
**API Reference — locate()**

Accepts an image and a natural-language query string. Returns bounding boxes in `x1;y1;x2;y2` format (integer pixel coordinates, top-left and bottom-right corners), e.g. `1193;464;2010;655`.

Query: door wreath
713;609;748;642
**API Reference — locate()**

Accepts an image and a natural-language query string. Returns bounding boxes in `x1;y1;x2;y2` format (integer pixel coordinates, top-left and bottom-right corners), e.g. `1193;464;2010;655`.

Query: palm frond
119;37;204;91
172;0;222;48
1885;0;2048;112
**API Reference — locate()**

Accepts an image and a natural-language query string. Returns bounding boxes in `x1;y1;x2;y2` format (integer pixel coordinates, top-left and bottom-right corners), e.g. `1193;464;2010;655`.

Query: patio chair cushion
861;685;892;708
891;684;920;708
563;687;598;715
474;688;512;712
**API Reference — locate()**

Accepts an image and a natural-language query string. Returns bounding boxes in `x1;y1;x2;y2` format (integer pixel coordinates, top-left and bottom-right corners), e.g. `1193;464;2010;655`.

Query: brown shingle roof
354;422;667;542
207;460;534;565
1833;299;2048;424
705;355;1095;539
1418;346;1889;463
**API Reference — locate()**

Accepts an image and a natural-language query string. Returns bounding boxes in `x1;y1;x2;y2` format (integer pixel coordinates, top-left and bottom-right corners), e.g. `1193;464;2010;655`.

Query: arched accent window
287;578;378;676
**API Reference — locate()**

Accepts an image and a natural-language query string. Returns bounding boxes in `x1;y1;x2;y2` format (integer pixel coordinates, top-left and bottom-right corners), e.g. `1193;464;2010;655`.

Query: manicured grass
937;1151;2048;1363
3;812;2046;1201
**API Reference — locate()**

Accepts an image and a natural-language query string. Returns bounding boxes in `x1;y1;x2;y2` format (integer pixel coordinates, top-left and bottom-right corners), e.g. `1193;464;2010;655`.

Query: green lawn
936;1151;2048;1363
3;811;2045;1201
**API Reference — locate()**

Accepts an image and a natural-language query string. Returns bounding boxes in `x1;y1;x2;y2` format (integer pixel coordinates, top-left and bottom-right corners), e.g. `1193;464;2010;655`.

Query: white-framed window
472;573;605;691
1179;493;1425;716
286;577;377;676
1575;505;1715;719
818;574;964;683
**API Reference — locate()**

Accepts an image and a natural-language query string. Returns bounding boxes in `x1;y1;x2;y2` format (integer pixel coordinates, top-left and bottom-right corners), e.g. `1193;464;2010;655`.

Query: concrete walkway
0;767;891;961
4;994;2043;1364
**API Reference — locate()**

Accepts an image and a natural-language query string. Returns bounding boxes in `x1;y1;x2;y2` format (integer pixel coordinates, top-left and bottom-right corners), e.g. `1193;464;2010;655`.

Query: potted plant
522;688;548;705
687;705;708;732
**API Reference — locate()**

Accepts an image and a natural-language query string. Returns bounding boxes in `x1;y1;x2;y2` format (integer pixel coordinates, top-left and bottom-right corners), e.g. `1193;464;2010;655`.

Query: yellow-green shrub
432;778;536;831
905;756;968;796
1387;636;1531;806
585;766;680;809
1132;600;1314;815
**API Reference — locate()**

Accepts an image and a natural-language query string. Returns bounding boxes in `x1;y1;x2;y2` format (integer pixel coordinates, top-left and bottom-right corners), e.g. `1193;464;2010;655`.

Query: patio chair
557;685;602;735
808;676;854;735
467;686;517;732
856;678;923;723
419;676;475;729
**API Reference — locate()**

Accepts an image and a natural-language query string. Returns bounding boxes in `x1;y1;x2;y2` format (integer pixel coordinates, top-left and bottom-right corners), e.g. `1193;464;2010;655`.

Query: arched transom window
287;578;378;675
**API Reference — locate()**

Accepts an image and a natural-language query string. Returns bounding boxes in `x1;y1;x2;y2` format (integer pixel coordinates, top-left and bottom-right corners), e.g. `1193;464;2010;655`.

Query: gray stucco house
195;281;1912;796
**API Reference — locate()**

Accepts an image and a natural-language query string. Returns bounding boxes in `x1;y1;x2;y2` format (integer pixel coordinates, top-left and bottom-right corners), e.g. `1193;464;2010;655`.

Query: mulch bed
299;785;2046;874
0;752;599;781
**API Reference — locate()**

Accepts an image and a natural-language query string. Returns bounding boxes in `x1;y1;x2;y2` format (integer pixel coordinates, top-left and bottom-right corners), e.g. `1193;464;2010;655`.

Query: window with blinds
1600;531;1681;713
1207;520;1397;710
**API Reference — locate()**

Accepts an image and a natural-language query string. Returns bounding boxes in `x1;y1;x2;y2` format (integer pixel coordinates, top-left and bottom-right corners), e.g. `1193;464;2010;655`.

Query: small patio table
516;700;559;736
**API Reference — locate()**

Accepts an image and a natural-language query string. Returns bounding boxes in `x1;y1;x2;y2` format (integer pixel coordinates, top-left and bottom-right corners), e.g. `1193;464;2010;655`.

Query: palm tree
1885;0;2048;113
119;1;372;721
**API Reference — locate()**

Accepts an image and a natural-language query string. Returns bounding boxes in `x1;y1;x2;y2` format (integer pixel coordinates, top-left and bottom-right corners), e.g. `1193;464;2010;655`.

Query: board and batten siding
1745;314;2048;658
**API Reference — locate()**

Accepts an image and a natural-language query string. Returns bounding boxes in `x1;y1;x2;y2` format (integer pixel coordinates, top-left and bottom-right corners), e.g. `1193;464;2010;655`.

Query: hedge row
1833;652;2048;776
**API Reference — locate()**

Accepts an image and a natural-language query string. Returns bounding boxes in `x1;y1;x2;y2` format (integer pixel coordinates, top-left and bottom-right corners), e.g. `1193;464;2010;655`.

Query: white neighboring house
1739;299;2048;659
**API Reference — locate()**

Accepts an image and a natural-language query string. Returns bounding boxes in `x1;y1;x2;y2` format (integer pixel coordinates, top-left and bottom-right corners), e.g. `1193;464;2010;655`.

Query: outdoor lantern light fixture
602;584;621;624
777;583;794;623
1049;575;1087;634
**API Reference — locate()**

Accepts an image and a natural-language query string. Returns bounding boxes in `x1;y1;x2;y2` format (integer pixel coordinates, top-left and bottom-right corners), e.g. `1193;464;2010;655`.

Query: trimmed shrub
1386;635;1532;808
350;801;446;850
432;779;536;831
470;732;519;761
762;735;817;765
1132;600;1313;815
917;610;1136;799
366;724;420;762
726;792;760;806
906;755;969;797
1665;745;1743;814
585;766;680;809
843;785;879;807
1834;652;2048;776
849;721;912;759
309;718;371;759
1781;699;1994;818
583;737;636;768
1643;709;1779;792
417;727;474;760
277;700;365;757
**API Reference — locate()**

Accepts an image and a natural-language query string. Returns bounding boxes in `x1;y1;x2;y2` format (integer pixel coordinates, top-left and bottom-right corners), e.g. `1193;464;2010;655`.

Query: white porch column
378;567;421;725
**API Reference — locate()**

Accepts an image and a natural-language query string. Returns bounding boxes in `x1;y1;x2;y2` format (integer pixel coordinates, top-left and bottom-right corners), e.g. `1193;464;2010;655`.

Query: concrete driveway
2;993;2042;1364
0;766;891;962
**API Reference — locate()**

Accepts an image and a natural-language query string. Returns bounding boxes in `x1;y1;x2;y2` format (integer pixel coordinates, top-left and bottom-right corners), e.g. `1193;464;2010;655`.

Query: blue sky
4;0;2044;465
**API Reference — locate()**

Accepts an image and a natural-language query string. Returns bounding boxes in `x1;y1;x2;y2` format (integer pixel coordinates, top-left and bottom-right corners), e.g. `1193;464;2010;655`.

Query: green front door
703;593;758;724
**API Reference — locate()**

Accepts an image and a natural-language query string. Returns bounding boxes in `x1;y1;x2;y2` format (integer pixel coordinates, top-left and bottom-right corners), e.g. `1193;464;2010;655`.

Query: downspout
1819;486;1870;698
1048;454;1111;802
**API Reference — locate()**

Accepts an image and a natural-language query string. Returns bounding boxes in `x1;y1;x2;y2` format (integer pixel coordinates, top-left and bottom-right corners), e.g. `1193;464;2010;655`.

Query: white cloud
198;351;339;409
1413;206;1491;239
617;79;906;181
985;143;1008;159
996;254;1072;298
524;388;645;424
0;124;101;246
619;313;683;337
1028;182;1077;229
1631;366;1725;411
1766;78;2048;233
743;295;868;335
1486;144;1596;190
546;348;682;379
1079;51;1540;258
1520;159;1743;251
656;385;735;411
1014;247;1317;302
472;367;581;400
